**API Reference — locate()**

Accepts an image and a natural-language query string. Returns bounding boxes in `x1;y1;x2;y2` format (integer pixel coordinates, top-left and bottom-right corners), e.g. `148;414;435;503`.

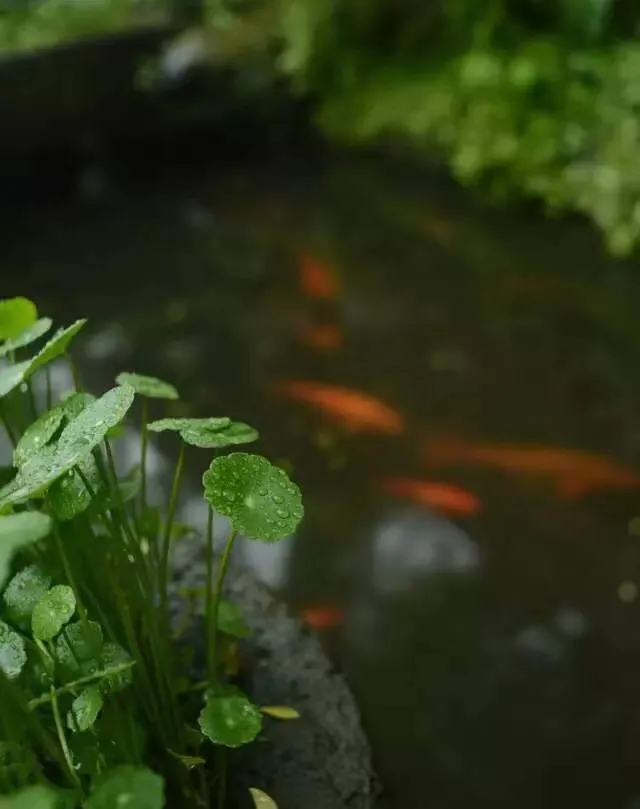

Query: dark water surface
5;149;640;809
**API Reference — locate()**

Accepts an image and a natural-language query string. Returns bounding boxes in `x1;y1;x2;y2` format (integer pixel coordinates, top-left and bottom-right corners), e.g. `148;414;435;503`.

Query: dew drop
272;494;284;505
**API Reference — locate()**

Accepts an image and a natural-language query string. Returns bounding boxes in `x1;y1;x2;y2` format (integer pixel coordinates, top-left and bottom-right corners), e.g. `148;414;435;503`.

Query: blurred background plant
2;0;640;256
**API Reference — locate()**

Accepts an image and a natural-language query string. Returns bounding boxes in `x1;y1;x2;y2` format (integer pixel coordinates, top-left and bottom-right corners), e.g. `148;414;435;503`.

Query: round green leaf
0;360;31;399
49;454;101;521
0;298;37;341
0;619;27;679
67;685;103;733
13;407;65;468
148;416;230;438
0;318;52;358
86;765;164;809
180;420;259;449
203;453;304;542
249;787;279;809
0;385;135;510
0;784;65;809
198;685;262;748
54;620;103;679
0;511;52;590
2;565;51;627
99;643;134;694
115;372;179;400
218;599;251;638
23;320;87;380
31;585;76;642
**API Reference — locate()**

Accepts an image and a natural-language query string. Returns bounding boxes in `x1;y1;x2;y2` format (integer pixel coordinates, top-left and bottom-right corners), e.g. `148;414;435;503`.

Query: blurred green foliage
1;0;639;256
267;0;640;256
0;0;167;54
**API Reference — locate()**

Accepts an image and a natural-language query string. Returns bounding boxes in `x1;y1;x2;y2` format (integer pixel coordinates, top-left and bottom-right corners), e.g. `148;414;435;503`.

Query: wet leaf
54;620;103;679
0;298;37;341
218;599;251;638
0;784;66;809
115;372;179;400
198;685;262;748
56;383;135;455
67;685;103;732
148;416;231;447
0;360;31;399
260;705;300;720
99;643;134;693
86;765;164;809
0;385;135;509
0;511;52;589
23;320;87;379
13;407;65;468
0;318;52;358
49;454;101;521
203;453;303;542
32;585;76;642
2;565;51;627
180;420;259;449
249;787;279;809
0;619;26;679
60;392;96;421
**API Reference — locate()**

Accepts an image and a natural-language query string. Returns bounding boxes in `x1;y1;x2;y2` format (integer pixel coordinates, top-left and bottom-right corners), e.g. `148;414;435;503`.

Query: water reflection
4;152;640;808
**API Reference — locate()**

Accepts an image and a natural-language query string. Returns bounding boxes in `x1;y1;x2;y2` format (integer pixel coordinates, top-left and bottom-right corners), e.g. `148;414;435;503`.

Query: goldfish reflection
380;478;481;517
274;380;404;435
298;253;340;301
424;434;640;499
301;606;344;630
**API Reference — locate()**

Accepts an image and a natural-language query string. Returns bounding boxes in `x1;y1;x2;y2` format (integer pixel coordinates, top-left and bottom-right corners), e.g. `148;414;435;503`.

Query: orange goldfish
301;606;344;630
299;323;343;351
424;435;640;499
274;380;404;435
380;478;481;516
299;253;339;300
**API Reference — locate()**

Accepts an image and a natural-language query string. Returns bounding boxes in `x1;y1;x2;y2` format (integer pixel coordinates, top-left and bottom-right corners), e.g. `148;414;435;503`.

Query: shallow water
5;149;640;809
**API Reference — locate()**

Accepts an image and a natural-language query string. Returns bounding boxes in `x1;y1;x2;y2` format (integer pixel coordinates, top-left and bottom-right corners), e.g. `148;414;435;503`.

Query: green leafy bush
0;297;303;808
219;0;640;256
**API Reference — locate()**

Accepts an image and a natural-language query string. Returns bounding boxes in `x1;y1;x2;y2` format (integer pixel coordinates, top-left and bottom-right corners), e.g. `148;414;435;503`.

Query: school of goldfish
290;250;640;629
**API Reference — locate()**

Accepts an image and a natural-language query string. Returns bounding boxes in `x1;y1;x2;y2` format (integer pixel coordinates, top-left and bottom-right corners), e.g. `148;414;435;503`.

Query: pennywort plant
0;298;304;809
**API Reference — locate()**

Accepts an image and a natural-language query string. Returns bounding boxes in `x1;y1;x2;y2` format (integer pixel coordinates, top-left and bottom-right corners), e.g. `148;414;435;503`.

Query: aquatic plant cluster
0;296;303;809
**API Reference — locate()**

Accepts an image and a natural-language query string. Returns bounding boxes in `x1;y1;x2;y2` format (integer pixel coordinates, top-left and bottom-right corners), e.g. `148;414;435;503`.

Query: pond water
4;146;640;809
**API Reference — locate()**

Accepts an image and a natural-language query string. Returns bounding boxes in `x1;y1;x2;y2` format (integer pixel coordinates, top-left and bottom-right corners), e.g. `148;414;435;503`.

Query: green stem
26;380;38;421
207;527;237;682
66;353;81;392
53;522;87;622
45;365;53;411
49;684;82;791
140;399;149;513
104;441;138;547
28;662;136;709
160;442;185;613
205;506;214;675
0;401;17;447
